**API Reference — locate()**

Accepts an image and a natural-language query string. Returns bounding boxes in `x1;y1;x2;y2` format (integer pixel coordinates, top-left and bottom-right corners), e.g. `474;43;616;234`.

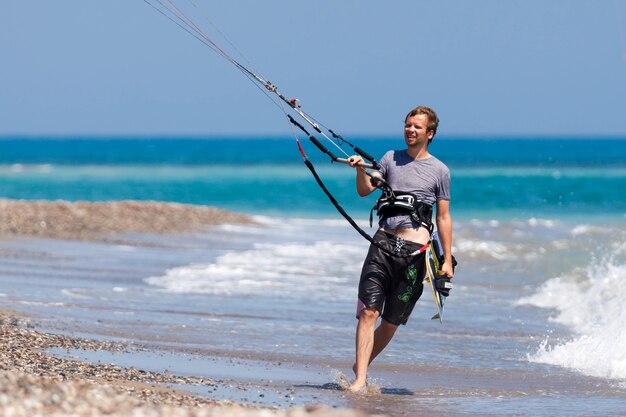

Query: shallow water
2;216;626;416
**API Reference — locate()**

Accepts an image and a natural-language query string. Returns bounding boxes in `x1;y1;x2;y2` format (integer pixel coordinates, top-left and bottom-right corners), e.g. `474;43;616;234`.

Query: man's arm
348;155;380;197
435;199;454;278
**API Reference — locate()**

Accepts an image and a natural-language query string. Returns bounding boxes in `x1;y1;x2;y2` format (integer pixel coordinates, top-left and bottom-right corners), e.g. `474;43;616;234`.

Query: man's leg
352;318;398;374
371;319;399;364
349;307;380;393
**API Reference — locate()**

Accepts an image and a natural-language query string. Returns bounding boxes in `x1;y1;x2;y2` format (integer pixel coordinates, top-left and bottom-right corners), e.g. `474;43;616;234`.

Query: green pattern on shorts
398;263;420;304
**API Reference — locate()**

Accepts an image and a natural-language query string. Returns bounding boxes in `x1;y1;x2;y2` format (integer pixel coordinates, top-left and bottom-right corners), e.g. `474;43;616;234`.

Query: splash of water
518;240;626;380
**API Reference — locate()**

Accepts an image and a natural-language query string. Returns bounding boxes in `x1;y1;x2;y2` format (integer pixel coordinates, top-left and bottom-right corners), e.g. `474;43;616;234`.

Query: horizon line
1;133;625;141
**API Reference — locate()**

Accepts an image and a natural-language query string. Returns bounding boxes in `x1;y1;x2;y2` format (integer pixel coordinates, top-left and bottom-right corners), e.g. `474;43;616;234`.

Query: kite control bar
288;115;375;169
328;129;378;168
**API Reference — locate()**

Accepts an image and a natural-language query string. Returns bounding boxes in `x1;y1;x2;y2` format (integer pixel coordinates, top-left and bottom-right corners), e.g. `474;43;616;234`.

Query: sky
1;0;626;137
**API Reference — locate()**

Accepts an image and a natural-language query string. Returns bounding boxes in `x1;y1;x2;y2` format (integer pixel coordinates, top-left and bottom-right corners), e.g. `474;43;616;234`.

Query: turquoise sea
1;136;626;416
1;137;625;220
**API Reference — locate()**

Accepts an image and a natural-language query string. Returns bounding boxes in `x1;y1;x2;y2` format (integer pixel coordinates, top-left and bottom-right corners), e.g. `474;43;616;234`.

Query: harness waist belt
370;191;434;234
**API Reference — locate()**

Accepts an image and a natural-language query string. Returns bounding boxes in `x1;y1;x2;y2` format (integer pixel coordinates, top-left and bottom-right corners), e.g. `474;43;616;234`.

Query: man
347;105;454;393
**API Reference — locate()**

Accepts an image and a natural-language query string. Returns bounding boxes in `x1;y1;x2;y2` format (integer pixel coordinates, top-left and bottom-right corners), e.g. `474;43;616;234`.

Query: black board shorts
357;230;426;326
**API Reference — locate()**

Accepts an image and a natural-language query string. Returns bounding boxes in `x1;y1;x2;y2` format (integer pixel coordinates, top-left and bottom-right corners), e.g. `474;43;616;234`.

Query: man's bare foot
348;379;367;394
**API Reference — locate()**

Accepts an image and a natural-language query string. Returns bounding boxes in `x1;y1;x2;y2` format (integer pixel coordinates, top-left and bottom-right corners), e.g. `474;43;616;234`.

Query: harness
370;190;434;234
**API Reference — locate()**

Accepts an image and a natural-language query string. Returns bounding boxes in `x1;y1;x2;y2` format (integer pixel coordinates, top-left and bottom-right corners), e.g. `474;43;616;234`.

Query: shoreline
0;199;370;416
0;310;367;417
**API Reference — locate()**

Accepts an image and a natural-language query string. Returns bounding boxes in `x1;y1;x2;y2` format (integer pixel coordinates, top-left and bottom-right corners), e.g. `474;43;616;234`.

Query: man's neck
406;144;430;160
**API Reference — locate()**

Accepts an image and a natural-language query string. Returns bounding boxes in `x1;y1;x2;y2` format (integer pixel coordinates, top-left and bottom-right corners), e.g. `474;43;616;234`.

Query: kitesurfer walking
347;105;454;393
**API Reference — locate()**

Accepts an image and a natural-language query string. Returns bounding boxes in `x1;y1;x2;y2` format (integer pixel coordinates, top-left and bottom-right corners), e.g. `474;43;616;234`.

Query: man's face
404;114;433;147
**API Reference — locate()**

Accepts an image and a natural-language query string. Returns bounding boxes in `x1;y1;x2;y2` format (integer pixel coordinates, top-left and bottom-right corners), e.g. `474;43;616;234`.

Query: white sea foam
519;241;626;380
145;240;364;301
453;239;514;260
570;224;611;237
527;218;556;228
18;300;66;307
216;216;353;234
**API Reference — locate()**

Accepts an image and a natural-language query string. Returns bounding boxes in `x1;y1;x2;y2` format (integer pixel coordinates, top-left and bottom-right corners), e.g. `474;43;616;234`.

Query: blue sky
2;1;625;137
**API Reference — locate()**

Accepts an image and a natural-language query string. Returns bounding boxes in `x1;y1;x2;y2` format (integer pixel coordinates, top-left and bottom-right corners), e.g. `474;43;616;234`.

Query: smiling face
404;114;434;148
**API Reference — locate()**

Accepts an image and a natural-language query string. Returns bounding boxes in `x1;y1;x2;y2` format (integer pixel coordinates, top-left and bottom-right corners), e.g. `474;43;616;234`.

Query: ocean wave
569;224;613;237
518;241;626;380
145;240;363;301
453;239;516;260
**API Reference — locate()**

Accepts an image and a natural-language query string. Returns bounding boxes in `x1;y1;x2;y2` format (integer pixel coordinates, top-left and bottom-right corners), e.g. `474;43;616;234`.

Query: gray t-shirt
377;150;450;229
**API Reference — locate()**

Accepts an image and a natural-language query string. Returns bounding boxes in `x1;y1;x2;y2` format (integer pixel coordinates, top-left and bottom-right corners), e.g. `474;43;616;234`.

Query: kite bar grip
310;136;374;168
335;157;375;169
354;147;376;164
309;136;339;160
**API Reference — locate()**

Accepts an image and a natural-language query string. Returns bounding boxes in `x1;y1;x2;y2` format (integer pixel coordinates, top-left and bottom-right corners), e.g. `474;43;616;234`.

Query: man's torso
377;150;450;244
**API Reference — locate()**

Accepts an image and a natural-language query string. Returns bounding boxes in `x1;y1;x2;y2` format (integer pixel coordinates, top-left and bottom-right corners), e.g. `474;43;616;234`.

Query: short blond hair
405;106;439;144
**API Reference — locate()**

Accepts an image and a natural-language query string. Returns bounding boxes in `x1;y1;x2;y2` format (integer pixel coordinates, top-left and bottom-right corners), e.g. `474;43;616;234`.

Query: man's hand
347;155;364;168
440;260;454;278
351;155;382;197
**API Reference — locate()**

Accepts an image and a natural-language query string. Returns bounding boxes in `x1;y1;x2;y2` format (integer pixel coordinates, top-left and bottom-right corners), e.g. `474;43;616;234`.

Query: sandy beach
0;199;369;417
